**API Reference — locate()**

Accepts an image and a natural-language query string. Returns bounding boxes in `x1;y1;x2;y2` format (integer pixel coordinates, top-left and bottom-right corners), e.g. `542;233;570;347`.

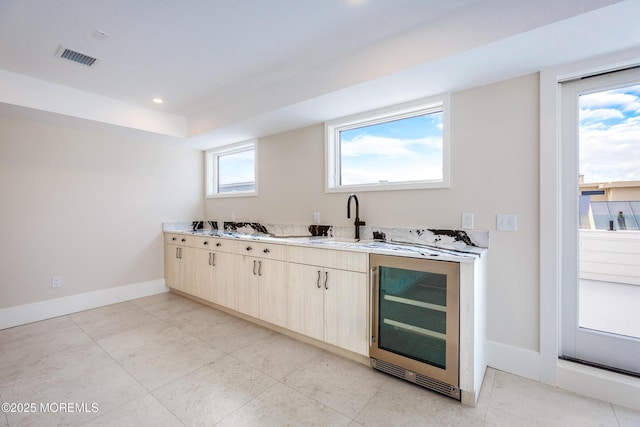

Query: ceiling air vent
56;46;99;67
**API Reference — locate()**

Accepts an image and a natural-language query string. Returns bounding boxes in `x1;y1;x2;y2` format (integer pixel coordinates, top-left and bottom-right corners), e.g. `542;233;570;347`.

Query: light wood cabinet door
235;255;260;318
164;244;180;289
287;263;324;341
258;259;288;327
164;244;194;293
193;249;213;301
323;269;368;356
210;250;235;309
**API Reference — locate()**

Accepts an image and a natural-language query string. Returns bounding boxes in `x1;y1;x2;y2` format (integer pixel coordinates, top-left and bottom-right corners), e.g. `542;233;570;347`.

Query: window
325;96;449;192
206;140;257;197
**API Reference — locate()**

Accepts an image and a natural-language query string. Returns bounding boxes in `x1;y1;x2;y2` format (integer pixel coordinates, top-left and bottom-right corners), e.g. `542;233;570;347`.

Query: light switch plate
497;214;517;232
462;213;474;229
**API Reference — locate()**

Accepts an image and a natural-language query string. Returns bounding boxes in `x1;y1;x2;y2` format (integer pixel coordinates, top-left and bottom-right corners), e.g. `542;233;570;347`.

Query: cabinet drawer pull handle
172;237;177;241
324;271;329;290
316;270;321;288
216;242;221;247
253;260;257;275
181;238;186;242
203;241;209;245
246;246;253;251
258;260;262;276
263;248;270;254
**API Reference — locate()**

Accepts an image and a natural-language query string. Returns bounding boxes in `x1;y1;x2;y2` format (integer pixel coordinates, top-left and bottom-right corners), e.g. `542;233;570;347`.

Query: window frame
325;95;450;193
205;139;258;198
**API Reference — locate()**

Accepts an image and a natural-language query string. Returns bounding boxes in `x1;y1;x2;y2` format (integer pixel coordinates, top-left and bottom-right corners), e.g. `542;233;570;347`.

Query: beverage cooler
369;253;461;399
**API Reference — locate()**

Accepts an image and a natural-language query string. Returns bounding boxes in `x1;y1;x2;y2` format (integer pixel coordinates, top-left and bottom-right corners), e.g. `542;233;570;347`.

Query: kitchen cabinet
192;236;236;307
235;241;288;327
287;246;368;356
287;263;324;340
323;267;368;355
164;234;195;293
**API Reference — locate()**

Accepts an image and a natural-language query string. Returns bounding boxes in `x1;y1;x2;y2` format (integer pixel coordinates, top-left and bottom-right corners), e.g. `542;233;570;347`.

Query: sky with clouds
218;149;254;187
579;84;640;183
340;113;443;185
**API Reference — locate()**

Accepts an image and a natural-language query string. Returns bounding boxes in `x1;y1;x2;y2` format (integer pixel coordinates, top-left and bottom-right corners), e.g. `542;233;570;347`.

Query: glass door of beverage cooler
369;254;460;388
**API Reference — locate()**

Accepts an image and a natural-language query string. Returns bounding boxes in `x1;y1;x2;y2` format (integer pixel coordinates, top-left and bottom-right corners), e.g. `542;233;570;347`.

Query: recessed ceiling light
152;98;164;104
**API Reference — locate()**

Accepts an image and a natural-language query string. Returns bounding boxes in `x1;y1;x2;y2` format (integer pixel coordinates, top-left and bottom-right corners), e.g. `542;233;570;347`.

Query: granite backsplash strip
163;221;489;249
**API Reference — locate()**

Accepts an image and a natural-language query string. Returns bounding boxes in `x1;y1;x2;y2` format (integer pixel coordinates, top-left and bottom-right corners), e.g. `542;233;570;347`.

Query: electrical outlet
231;212;236;221
52;276;63;288
462;213;474;229
313;212;320;224
497;214;517;232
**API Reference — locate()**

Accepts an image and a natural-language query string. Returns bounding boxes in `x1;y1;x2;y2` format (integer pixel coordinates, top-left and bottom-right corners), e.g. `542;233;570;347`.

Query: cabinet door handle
258;260;262;276
178;247;182;259
324;271;329;290
176;247;180;259
208;253;212;266
316;270;321;288
253;260;257;275
212;253;216;267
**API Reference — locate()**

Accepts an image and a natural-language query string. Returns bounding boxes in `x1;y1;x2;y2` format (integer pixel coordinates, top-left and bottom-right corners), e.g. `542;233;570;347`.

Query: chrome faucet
347;193;366;240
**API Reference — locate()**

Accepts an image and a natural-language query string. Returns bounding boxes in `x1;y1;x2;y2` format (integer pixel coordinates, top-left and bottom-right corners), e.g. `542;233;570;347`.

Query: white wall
0;114;203;309
206;73;541;352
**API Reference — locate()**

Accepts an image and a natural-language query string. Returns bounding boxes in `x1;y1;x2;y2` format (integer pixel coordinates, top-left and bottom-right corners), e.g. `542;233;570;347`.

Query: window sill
325;181;449;193
206;191;259;199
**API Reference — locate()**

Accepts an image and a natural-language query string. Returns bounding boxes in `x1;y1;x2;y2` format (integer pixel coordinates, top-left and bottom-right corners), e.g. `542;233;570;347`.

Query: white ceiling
1;0;639;150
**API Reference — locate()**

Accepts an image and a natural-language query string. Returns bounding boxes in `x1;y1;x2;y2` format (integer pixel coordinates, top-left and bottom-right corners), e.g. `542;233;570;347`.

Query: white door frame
559;67;640;373
539;46;640;409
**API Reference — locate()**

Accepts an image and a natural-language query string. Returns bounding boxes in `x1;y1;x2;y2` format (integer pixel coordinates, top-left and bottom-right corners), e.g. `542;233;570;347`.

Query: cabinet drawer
288;246;327;266
327;250;367;272
165;233;194;246
234;241;287;261
289;246;367;272
193;236;235;253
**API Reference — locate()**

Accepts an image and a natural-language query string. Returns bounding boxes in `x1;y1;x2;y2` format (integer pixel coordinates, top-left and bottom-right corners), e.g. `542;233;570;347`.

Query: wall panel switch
462;213;474;229
497;214;517;232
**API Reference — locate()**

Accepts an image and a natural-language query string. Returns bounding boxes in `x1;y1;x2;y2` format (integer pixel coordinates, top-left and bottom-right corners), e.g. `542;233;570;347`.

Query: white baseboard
557;359;640;411
488;340;640;411
0;279;168;330
487;339;542;381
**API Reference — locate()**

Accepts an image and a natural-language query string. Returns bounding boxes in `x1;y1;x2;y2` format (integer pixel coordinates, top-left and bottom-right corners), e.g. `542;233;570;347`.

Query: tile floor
1;292;639;426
